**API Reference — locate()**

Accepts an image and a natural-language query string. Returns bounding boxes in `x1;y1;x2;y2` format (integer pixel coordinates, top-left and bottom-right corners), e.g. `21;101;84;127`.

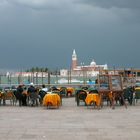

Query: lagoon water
0;75;96;87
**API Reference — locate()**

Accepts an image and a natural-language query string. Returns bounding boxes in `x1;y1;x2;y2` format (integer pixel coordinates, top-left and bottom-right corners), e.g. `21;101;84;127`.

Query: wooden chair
2;91;16;106
134;88;140;105
97;74;127;109
76;89;87;106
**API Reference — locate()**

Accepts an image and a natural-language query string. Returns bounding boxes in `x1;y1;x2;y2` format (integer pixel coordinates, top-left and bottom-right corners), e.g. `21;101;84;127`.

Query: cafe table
85;93;101;107
43;93;60;107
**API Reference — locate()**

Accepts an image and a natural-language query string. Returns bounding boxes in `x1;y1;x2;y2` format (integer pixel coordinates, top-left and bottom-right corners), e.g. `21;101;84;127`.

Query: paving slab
0;98;140;140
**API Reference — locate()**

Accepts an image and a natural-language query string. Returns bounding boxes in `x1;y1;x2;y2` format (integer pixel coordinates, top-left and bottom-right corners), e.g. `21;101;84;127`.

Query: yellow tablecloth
43;93;60;106
85;93;100;106
67;87;74;94
0;92;2;97
135;87;140;90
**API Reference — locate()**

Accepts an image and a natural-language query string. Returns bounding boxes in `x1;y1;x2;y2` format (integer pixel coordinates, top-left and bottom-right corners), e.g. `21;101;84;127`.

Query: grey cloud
80;0;140;9
0;0;5;4
0;0;140;69
0;0;8;6
79;0;140;24
6;0;76;10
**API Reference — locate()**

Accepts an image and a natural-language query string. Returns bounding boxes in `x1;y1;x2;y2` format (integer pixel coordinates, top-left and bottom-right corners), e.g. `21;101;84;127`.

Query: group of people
16;83;48;106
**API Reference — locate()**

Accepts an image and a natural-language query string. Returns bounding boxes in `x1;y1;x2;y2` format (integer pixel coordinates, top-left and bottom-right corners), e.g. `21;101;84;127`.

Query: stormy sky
0;0;140;70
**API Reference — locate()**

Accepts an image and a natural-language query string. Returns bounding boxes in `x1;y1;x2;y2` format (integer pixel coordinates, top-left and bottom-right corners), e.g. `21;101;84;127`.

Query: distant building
60;69;68;77
12;72;48;77
60;49;108;77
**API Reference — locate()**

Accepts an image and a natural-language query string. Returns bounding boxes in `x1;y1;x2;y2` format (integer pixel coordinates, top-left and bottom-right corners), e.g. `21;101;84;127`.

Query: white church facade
60;49;108;77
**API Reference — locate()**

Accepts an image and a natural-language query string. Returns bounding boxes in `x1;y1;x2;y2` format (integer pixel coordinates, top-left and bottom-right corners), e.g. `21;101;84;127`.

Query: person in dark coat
38;84;48;105
27;83;38;106
22;86;27;106
16;85;23;106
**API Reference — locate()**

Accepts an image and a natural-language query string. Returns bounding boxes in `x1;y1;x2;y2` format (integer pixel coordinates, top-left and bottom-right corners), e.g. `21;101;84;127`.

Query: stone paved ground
0;98;140;140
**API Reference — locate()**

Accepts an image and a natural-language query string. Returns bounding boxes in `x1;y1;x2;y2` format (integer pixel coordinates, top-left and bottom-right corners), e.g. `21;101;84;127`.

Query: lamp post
7;72;11;85
18;73;20;85
48;71;50;86
55;69;58;84
113;66;116;75
41;70;43;85
0;74;1;85
36;72;38;85
81;62;85;85
69;68;71;84
68;70;69;84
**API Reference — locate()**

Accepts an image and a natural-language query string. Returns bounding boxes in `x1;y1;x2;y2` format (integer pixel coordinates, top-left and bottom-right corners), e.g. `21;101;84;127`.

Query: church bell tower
71;49;77;70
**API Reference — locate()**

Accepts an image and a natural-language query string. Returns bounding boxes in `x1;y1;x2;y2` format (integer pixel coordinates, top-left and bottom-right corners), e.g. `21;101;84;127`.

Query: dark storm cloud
80;0;140;23
6;0;75;10
0;0;140;69
6;0;140;10
80;0;140;9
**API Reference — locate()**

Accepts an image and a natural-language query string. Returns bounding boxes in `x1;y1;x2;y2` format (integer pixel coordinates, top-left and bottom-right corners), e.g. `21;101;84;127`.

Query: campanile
71;49;77;70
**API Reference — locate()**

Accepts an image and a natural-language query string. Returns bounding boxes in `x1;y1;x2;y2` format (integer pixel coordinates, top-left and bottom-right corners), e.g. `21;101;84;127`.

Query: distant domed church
60;49;108;77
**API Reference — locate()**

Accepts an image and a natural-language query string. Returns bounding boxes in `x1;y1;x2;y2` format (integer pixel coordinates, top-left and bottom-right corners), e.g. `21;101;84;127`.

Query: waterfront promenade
0;97;140;140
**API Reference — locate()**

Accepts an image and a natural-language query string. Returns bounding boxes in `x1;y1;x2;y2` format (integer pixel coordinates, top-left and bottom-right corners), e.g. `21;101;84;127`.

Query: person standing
38;84;48;105
22;86;27;106
27;83;38;106
16;85;23;106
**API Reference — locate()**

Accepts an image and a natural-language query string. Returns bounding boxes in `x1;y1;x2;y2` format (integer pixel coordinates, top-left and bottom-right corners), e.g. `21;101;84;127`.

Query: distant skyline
0;0;140;70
